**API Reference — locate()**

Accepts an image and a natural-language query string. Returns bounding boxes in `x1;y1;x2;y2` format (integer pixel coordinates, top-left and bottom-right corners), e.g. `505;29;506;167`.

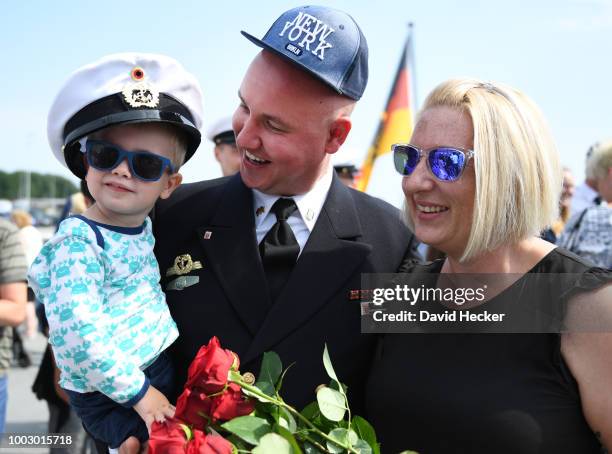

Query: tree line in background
0;171;77;199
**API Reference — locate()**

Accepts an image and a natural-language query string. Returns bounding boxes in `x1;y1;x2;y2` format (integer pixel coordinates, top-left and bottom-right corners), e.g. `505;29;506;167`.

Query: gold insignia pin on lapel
166;254;203;277
256;206;265;216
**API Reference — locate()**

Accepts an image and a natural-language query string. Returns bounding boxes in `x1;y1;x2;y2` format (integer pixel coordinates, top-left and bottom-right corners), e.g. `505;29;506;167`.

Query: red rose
148;417;189;454
210;383;255;422
186;337;238;394
186;430;233;454
175;387;213;430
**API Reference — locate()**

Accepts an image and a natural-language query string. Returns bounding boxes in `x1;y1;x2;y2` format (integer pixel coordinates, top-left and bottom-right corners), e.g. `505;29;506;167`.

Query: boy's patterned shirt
28;216;178;404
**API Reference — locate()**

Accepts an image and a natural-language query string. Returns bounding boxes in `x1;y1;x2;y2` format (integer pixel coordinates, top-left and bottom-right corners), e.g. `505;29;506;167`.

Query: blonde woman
366;79;611;453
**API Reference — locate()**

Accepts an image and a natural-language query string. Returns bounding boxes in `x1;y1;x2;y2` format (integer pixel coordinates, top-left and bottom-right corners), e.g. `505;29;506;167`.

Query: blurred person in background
55;188;89;229
206;115;241;176
541;167;575;244
10;210;43;338
559;139;612;268
334;163;360;188
0;217;27;433
570;144;600;216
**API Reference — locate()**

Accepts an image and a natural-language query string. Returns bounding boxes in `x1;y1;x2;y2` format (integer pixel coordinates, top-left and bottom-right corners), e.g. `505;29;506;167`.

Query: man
154;4;419;419
334;163;360;188
570;143;601;217
206;115;241;176
0;217;27;433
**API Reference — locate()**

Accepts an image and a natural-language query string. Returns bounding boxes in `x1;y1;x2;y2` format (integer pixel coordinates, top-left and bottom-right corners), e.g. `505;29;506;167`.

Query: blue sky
2;0;611;207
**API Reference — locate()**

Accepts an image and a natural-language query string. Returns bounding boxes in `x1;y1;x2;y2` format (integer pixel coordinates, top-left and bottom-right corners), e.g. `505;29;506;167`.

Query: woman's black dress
366;248;610;454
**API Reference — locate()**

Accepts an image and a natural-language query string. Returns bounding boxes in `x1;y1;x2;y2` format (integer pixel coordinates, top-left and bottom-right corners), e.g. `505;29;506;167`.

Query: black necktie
259;198;300;302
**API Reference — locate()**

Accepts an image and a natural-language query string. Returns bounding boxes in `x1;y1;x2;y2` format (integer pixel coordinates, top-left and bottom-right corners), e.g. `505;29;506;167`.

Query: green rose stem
230;373;359;454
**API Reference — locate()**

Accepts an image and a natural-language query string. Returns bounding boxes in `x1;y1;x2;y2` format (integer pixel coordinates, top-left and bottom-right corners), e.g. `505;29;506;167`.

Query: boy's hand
132;385;175;432
119;437;147;454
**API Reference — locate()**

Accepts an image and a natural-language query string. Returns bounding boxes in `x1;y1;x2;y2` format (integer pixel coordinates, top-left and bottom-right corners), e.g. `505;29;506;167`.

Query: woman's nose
402;157;435;196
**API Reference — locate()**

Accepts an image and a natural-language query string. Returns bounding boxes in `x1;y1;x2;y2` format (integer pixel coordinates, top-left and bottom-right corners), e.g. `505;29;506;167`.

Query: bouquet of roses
148;337;381;453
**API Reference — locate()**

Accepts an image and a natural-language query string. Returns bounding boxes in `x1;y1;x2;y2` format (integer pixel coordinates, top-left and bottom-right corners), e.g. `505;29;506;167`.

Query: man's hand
133;385;175;432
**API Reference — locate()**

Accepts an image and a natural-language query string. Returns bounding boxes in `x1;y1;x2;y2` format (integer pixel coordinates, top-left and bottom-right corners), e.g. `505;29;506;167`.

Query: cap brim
241;31;342;96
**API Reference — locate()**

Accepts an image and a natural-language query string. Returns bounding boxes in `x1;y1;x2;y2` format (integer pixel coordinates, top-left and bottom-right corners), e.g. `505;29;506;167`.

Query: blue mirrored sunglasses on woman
84;140;175;182
393;144;474;182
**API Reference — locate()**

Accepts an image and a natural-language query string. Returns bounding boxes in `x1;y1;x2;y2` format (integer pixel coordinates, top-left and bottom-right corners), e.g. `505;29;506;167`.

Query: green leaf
278;406;297;433
221;416;271;445
299;401;334;433
353;439;373;454
326;428;358;453
254;401;276;416
329;380;348;395
300;402;321;421
276;424;303;454
256;352;283;396
322;344;339;383
252;433;293;454
317;387;347;422
352;416;379;454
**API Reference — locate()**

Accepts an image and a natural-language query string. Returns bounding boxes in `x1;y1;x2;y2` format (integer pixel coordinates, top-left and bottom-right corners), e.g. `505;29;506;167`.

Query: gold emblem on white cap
122;66;160;108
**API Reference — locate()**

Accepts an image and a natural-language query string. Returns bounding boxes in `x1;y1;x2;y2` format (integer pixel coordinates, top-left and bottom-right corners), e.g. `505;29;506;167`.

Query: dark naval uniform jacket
153;173;419;413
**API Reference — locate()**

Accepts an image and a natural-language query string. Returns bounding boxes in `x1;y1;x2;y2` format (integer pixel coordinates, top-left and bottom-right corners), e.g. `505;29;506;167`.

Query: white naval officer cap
205;115;236;145
47;52;204;178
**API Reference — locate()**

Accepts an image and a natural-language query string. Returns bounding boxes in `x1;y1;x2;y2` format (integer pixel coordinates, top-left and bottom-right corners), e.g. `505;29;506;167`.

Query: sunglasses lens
393;146;420;175
88;143;120;170
132;153;164;180
429;148;466;181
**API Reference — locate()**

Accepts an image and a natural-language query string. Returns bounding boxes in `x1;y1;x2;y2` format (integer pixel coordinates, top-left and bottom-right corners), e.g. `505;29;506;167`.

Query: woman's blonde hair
407;78;561;262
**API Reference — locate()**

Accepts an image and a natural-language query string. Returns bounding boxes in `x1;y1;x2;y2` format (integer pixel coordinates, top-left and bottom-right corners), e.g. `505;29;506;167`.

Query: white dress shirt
252;165;333;255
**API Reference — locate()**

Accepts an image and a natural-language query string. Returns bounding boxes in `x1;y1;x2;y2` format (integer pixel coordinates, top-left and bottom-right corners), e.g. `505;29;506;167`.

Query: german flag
357;34;415;191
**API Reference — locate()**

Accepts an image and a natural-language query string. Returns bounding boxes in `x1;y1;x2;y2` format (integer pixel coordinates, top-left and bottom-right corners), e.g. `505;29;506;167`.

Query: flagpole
408;22;417;110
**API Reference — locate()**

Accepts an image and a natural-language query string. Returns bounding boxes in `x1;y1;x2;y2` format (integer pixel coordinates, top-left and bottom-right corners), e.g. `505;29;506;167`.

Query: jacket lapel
196;174;270;336
243;177;371;363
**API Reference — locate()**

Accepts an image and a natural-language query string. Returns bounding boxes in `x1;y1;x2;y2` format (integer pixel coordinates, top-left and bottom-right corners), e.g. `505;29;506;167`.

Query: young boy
28;53;203;451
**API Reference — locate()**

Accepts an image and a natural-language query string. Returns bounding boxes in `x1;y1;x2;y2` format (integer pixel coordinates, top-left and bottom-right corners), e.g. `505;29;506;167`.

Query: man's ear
325;117;352;155
160;172;183;199
213;146;222;164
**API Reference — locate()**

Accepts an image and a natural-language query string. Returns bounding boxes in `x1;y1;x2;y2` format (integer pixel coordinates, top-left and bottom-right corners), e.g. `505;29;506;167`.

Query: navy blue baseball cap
241;5;368;100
